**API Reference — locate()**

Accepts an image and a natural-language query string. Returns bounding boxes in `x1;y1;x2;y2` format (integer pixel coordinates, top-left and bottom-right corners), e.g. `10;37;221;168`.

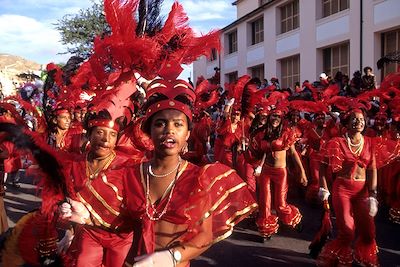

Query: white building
193;0;400;89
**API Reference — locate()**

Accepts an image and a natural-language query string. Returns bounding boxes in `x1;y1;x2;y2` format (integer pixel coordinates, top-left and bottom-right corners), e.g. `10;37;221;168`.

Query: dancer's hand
59;198;91;225
226;98;235;106
254;166;262;177
300;173;308;186
367;197;378;217
133;250;175;267
318;187;330;201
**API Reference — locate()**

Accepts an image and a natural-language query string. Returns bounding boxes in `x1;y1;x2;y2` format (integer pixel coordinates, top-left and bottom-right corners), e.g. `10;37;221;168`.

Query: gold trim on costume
101;173;123;201
86;183;121;216
77;192;111;228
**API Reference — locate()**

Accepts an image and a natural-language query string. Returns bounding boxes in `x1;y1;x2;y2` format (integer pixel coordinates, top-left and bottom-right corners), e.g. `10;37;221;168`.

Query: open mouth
160;137;177;148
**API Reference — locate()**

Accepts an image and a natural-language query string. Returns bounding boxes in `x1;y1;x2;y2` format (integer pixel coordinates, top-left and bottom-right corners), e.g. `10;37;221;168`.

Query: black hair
340;108;368;134
141;93;194;136
263;114;283;141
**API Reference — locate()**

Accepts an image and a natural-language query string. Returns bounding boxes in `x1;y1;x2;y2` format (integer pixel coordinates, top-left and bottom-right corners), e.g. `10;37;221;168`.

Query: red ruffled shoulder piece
182;163;257;247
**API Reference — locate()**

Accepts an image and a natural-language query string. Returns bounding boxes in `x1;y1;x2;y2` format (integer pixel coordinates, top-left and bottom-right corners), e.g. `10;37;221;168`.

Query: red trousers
68;226;133;267
318;178;378;266
256;165;302;236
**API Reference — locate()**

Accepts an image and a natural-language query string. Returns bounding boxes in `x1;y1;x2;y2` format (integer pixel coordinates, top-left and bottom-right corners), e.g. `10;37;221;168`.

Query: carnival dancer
120;79;257;267
47;105;83;153
317;108;379;266
304;111;339;204
250;105;308;240
60;107;138;267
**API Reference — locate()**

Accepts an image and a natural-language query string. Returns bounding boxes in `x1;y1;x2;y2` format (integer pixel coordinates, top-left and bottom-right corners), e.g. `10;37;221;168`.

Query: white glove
318;187;330;201
57;228;74;253
226;98;235;106
206;142;211;152
367;197;378;217
133;250;175;267
254;166;262;177
59;198;91;224
60;202;73;218
79;91;94;101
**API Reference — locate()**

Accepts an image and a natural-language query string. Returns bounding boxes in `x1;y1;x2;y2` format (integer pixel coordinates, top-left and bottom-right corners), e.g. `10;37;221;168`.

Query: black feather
0;123;67;196
135;0;164;37
377;50;400;69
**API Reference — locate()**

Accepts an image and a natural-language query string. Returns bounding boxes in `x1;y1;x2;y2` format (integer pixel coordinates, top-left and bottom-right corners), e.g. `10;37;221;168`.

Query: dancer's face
55;112;71;130
150;109;190;157
89;126;118;158
269;113;282;128
348;111;365;133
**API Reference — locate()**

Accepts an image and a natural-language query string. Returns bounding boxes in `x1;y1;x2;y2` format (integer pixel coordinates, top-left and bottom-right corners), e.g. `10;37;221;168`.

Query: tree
55;1;109;59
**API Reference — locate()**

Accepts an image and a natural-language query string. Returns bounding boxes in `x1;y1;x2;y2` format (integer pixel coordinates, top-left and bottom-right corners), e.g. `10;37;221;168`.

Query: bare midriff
264;150;287;168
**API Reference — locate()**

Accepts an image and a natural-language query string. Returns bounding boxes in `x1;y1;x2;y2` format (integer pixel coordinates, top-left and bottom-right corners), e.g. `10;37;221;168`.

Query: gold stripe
205;169;236;192
86;183;121;216
206;182;248;218
183;203;258;248
77;193;111;228
101;173;123;201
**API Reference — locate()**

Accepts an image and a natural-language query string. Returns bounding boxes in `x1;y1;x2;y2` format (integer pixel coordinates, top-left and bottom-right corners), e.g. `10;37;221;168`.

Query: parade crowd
0;1;400;267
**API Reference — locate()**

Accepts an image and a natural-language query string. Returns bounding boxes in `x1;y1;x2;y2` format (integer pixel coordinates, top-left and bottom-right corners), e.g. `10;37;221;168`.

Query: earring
180;142;188;155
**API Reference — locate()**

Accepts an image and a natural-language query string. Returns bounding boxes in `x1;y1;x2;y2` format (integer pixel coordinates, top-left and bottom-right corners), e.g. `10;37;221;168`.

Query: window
226;71;238;83
280;0;299;34
280;55;300;89
323;0;349;18
323;42;349;77
251;17;264;45
209;48;218;62
250;64;265;81
227;31;238;54
382;29;400;77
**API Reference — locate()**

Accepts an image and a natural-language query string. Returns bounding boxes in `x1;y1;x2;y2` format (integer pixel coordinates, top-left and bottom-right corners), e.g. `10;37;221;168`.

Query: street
4;175;400;267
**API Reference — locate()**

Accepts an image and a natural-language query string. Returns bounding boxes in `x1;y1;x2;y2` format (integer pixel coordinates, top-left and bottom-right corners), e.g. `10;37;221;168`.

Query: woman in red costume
304;112;339;204
250;108;308;239
317;109;379;266
47;106;83;153
121;79;257;267
60;109;137;267
214;98;244;167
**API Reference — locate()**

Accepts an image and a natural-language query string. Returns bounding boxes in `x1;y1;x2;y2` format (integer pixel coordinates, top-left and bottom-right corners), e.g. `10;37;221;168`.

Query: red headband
88;119;120;132
54;109;70;116
145;79;196;121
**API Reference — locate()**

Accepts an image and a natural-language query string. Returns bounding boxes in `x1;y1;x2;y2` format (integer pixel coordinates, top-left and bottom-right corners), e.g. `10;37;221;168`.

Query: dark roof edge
223;0;276;32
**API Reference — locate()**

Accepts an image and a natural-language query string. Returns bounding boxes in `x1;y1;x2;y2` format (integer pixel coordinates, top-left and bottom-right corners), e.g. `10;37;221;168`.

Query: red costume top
123;161;257;261
63;151;137;231
322;136;374;175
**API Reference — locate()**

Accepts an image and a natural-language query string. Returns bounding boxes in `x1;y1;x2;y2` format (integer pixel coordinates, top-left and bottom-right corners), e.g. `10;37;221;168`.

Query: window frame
280;54;300;89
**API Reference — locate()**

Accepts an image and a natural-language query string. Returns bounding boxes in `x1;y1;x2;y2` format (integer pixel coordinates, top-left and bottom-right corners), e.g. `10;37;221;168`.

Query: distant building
193;0;400;89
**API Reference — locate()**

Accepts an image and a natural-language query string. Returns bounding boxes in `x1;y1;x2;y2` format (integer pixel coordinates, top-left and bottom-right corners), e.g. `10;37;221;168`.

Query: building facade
193;0;400;89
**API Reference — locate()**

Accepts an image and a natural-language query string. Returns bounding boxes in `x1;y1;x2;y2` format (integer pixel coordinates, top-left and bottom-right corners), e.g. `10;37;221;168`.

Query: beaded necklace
145;162;181;221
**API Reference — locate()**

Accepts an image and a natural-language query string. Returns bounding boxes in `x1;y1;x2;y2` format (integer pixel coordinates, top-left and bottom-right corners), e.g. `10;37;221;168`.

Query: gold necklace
145;162;181;221
86;151;116;180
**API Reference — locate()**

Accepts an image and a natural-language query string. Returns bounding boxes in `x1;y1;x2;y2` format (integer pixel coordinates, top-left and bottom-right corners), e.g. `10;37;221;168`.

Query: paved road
4;175;400;266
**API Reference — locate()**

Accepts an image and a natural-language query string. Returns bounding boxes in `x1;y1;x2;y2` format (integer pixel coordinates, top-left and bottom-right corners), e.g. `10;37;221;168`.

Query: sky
0;0;236;79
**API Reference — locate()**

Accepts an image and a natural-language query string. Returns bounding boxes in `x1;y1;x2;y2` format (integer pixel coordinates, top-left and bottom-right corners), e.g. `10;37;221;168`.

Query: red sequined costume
317;136;378;267
123;161;257;265
304;119;339;204
64;151;137;267
251;128;302;236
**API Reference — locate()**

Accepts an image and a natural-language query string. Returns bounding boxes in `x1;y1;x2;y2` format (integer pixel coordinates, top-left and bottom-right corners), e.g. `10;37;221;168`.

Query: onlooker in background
261;78;269;89
361;66;376;91
270;77;281;91
349;70;362;96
